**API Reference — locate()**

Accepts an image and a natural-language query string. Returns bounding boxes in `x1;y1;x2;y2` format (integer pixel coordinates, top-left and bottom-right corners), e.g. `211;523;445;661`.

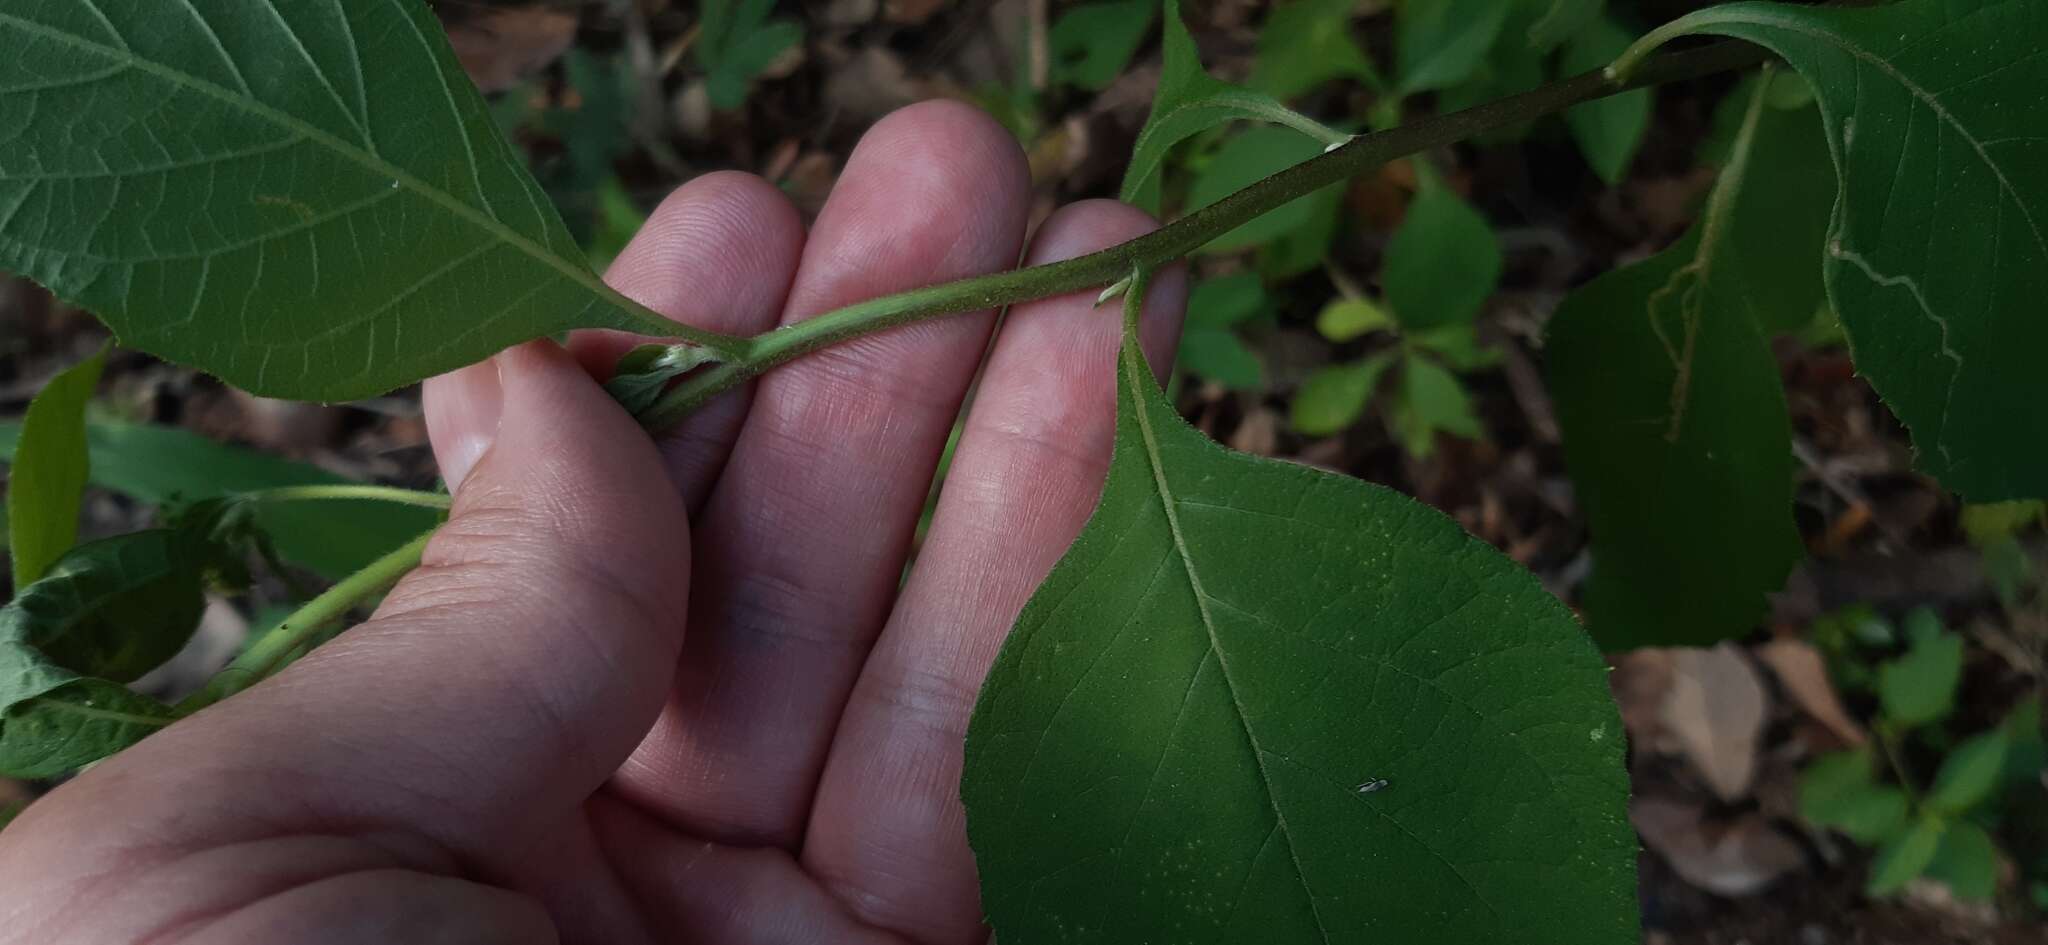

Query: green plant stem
241;484;452;511
186;528;436;709
638;40;1769;430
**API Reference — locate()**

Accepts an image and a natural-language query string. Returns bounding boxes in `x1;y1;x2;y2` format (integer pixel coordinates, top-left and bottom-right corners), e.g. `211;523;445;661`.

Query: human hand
0;101;1187;944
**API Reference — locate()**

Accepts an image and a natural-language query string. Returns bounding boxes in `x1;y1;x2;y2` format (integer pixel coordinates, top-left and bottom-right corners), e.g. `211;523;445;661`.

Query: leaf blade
1631;0;2048;498
965;299;1635;943
1118;0;1343;213
6;346;106;589
1546;79;1805;649
0;0;702;401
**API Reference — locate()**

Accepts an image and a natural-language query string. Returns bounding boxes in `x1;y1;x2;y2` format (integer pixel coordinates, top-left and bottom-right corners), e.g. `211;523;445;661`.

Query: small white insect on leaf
1356;778;1390;794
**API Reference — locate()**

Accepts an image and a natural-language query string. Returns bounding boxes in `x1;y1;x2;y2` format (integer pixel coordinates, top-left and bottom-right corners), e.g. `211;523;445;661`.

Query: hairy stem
242;484;452;511
639;40;1767;430
187;528;436;708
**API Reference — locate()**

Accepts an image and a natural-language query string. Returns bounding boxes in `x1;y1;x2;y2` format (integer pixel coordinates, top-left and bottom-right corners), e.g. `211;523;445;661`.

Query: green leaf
1178;274;1268;389
1960;500;2046;546
1715;78;1837;336
1628;0;2048;499
0;677;177;780
965;298;1637;944
1186;128;1343;254
1188;274;1266;330
1878;630;1964;729
1410;324;1502;372
586;177;646;271
2;531;206;684
1178;330;1264;390
1866;815;1945;897
2003;697;2043;788
1924;820;2000;901
1546;81;1804;650
7;347;106;589
1528;0;1607;51
1879;631;1964;728
1050;0;1157;92
1928;729;2011;815
1316;297;1395;343
0;531;198;777
1119;0;1344;213
698;0;802;110
1397;0;1513;93
1800;748;1910;845
1382;172;1502;332
1560;17;1649;185
1291;353;1395;435
1253;0;1379;99
0;0;699;402
0;420;439;580
1391;353;1482;458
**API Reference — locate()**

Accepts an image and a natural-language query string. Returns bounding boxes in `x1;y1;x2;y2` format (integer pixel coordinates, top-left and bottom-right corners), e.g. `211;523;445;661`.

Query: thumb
97;342;690;862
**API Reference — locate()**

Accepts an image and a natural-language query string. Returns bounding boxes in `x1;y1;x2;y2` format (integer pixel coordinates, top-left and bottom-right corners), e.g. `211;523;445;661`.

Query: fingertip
569;170;806;377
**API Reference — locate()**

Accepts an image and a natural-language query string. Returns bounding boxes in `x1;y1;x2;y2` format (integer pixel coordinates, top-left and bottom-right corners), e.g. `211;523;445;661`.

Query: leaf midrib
0;8;675;338
1116;343;1333;944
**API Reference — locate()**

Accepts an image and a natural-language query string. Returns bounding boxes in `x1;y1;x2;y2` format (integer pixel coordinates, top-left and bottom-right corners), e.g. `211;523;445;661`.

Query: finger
610;100;1033;845
56;342;691;868
433;172;803;501
573;171;806;510
801;201;1186;943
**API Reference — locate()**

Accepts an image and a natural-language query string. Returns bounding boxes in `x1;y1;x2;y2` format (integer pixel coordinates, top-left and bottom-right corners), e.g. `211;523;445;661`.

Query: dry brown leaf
1662;644;1769;802
1757;639;1868;747
1631;796;1805;897
446;7;579;94
1229;408;1281;457
1610;647;1677;749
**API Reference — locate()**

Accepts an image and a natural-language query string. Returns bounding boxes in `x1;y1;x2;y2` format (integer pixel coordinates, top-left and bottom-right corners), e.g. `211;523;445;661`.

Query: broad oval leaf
0;0;693;401
1291;353;1393;436
964;328;1635;942
1546;81;1813;649
1628;0;2048;499
1878;630;1963;727
1381;172;1501;332
6;346;105;588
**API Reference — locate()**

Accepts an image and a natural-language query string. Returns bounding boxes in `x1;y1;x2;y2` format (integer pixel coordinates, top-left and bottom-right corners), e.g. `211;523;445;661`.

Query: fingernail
423;356;506;493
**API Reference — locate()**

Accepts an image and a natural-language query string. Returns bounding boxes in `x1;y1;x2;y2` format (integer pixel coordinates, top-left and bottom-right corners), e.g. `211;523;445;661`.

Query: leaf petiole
185;528;436;709
239;484;453;511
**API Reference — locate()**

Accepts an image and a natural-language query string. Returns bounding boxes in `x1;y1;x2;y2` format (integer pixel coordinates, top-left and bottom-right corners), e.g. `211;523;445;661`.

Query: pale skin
0;101;1187;944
